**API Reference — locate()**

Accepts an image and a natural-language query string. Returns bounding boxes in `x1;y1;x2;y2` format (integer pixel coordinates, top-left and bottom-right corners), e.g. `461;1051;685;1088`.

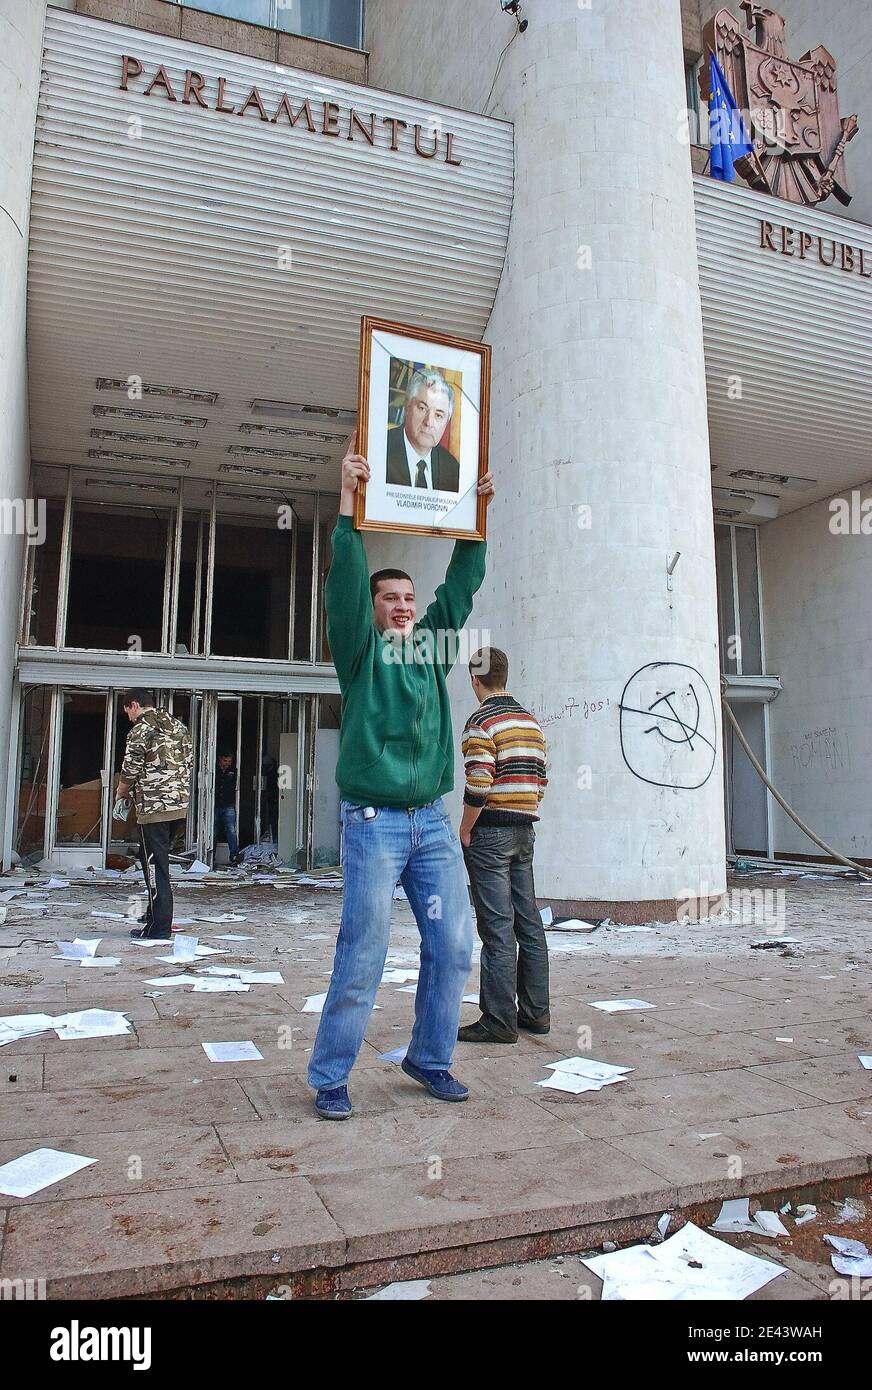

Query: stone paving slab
307;1139;675;1262
748;1055;872;1104
218;1096;579;1181
0;1078;258;1142
0;1177;346;1298
0;1125;235;1204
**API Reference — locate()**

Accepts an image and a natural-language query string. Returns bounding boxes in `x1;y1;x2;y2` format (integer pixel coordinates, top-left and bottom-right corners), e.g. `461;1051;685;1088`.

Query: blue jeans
307;798;474;1090
215;804;238;859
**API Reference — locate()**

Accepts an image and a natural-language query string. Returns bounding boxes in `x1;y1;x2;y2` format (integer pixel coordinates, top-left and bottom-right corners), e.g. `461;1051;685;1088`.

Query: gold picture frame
354;315;491;540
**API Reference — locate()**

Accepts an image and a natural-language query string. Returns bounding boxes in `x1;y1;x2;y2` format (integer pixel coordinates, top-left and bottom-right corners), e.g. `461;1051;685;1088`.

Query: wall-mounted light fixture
500;0;529;32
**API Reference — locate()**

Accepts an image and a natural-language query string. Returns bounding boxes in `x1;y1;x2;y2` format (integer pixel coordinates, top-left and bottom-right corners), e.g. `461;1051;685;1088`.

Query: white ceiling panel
695;175;872;520
27;9;514;491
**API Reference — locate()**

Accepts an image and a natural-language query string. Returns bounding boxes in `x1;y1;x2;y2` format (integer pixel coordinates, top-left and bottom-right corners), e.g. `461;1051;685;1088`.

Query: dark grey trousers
463;823;550;1040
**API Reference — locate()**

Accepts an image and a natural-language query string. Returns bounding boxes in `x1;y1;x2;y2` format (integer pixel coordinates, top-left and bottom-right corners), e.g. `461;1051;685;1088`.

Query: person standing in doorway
215;750;239;864
114;690;192;941
458;648;550;1043
307;436;494;1119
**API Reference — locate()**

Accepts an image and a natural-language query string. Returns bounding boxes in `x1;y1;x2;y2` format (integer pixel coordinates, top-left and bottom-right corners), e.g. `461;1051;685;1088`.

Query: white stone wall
698;0;872;226
760;486;872;860
0;0;45;859
366;0;726;912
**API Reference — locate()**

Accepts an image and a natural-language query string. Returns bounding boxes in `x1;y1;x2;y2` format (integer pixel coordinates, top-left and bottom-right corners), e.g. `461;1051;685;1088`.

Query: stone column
0;0;46;862
367;0;726;920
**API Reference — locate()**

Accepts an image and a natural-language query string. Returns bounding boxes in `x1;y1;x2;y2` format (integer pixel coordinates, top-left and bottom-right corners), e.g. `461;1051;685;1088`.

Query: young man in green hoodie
308;438;494;1119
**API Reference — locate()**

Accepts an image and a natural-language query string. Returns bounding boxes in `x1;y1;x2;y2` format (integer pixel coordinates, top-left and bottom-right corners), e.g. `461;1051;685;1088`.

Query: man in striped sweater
458;647;550;1044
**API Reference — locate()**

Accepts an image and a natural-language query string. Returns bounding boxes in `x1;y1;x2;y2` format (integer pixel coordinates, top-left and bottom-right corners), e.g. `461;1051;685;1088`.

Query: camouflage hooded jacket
121;708;192;825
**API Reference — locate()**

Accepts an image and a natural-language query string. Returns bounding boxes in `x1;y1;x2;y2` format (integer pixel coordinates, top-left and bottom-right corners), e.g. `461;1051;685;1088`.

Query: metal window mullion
2;677;23;870
192;512;204;655
44;686;63;859
729;524;742;678
287;513;297;660
167;479;184;657
204;486;217;656
99;690;115;864
55;467;73;648
254;695;264;844
309;492;321;663
159;497;174;654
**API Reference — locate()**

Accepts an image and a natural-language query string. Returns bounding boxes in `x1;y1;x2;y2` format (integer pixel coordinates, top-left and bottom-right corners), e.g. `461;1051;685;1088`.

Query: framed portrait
354;316;491;540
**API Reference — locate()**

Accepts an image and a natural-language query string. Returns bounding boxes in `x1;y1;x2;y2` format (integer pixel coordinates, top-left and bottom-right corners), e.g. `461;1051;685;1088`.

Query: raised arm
325;439;374;686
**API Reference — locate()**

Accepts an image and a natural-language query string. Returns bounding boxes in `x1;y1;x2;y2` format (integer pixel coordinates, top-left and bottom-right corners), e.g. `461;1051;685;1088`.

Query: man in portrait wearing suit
386;368;461;493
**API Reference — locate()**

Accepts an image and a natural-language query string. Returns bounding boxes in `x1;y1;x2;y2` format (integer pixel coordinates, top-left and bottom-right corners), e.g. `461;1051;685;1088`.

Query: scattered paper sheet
583;1222;786;1300
78;956;121;968
303;933;332;941
44;878;70;890
544;934;593;954
366;1280;431;1300
55;938;101;960
144;975;200;987
186;859;212;874
303;993;328;1013
0;1147;97;1198
381;969;419;984
710;1199;788;1237
858;1055;872;1070
825;1234;872;1277
589;999;656;1013
90;911;128;921
546;1056;634;1082
549;918;599;933
52;1009;132;1040
537;1071;625;1095
211;934;254;941
795;1205;817;1225
195;914;247;924
617;926;654;933
540;906;553;927
380;1045;409;1063
192;979;250;993
462;993;479;1004
199;967;283;985
202;1040;263;1063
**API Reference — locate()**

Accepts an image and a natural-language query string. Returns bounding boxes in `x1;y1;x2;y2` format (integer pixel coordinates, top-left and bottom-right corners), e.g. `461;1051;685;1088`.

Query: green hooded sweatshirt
326;515;486;808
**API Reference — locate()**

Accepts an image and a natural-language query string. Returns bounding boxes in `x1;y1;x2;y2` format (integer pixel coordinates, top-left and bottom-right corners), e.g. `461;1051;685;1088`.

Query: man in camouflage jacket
114;689;192;939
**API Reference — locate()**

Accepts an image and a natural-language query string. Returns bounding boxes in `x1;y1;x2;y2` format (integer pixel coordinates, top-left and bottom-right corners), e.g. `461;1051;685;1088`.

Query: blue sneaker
401;1057;469;1102
314;1084;352;1120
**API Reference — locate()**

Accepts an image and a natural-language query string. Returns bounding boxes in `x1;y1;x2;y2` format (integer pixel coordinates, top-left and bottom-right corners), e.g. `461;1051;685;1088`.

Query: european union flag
708;54;753;181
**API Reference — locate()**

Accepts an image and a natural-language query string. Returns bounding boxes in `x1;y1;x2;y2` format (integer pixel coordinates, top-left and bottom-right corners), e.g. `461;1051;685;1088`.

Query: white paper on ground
78;956;121;968
157;945;227;965
172;934;199;958
381;969;419;983
753;1210;790;1236
462;993;479;1004
52;1009;131;1040
44;878;70;890
195;914;247;924
549;919;599;932
0;1147;97;1198
144;975;199;987
546;1056;634;1081
199;967;283;985
396;985;417;993
710;1199;788;1238
55;938;101;959
303;933;332;941
191;979;250;993
186;859;212;874
0;1012;56;1040
794;1205;817;1225
380;1045;409;1063
90;912;128;920
211;934;254;941
366;1280;431;1300
202;1040;263;1063
825;1234;872;1276
544;934;593;953
583;1222;786;1300
858;1055;872;1070
616;926;655;933
302;993;328;1013
537;1071;626;1095
540;906;553;926
589;999;657;1013
658;1213;671;1237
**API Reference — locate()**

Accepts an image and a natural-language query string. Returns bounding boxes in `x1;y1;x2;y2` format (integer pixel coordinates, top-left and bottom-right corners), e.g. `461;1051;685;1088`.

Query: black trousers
138;820;178;937
463;823;550;1040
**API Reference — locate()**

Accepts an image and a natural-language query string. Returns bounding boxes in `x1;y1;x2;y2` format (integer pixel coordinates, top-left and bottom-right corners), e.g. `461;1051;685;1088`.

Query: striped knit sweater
462;694;548;825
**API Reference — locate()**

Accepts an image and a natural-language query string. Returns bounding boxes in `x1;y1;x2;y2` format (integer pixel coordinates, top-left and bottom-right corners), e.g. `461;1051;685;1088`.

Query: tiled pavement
0;871;870;1297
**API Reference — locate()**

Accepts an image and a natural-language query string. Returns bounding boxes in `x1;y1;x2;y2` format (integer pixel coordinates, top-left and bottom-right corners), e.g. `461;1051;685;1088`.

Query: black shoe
129;927;172;940
518;1016;551;1035
457;1020;517;1044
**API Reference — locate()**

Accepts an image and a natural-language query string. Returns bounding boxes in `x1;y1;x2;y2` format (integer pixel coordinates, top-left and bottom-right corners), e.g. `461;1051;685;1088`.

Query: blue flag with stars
708;53;753;181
